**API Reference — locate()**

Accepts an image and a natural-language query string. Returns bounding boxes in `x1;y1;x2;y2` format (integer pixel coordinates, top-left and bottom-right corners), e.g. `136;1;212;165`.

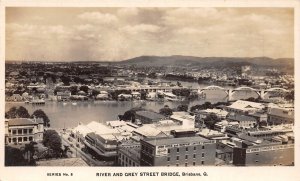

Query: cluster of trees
159;105;173;117
190;101;230;112
159;104;189;117
200;114;221;129
43;130;62;158
5;146;28;166
5;106;30;118
172;89;191;97
120;104;189;123
164;74;196;82
5;106;50;127
284;90;294;101
119;107;145;123
5;141;38;166
241;97;261;102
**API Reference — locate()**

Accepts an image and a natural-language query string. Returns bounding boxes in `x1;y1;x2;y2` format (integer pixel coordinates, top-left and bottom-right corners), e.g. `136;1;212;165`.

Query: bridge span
198;85;289;101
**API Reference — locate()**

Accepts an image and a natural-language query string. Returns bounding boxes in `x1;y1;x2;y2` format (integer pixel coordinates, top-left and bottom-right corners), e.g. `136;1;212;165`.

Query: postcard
0;0;299;181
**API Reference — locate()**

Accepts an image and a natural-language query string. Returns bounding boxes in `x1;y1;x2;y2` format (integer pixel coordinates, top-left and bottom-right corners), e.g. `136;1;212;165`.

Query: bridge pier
225;89;234;101
258;90;266;100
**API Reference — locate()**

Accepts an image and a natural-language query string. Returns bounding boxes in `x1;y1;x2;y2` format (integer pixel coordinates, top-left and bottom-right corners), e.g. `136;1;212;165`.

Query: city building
133;125;169;140
140;136;216;166
227;113;258;128
225;100;265;114
170;128;198;138
232;136;294;166
198;109;228;120
84;132;119;160
267;107;294;125
135;111;166;124
56;91;71;101
117;138;141;166
225;125;291;139
5;118;44;145
170;112;195;128
82;121;122;160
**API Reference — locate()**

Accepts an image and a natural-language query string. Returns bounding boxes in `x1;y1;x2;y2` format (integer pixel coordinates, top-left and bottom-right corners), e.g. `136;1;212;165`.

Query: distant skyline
6;7;294;61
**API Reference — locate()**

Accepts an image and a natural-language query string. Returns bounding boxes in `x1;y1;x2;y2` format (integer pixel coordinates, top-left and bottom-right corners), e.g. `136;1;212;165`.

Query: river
5;80;261;128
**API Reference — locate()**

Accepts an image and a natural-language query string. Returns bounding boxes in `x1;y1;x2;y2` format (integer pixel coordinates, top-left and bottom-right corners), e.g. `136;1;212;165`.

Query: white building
5;118;44;145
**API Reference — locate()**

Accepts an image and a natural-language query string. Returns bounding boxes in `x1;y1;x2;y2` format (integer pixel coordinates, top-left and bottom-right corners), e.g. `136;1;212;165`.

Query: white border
0;0;299;181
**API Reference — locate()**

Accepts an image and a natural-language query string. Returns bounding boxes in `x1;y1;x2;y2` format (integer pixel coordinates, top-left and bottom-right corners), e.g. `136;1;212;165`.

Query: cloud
5;8;294;61
175;27;207;35
117;8;139;17
32;16;44;21
122;24;162;34
76;24;94;31
77;11;118;24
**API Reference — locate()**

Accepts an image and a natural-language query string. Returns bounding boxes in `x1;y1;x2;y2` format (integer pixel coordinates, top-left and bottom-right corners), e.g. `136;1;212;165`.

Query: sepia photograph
1;0;299;180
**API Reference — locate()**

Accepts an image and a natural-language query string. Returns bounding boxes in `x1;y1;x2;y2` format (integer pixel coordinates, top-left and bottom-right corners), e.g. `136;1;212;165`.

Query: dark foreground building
140;136;216;166
233;142;294;166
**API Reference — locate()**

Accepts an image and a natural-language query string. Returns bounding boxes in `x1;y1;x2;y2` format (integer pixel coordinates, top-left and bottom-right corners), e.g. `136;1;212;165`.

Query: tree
43;130;62;158
177;104;188;112
159;105;173;117
62;145;70;158
140;90;147;100
5;146;27;166
5;106;18;118
5;106;30;119
61;76;71;86
79;85;89;93
16;106;30;118
24;141;37;165
91;89;100;97
172;89;190;97
70;86;78;95
120;107;145;122
243;97;261;102
285;90;294;101
190;102;213;112
204;113;220;129
122;110;136;121
31;109;50;127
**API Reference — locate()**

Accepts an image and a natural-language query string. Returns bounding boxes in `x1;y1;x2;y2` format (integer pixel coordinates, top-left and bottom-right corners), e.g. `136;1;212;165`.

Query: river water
5;81;260;128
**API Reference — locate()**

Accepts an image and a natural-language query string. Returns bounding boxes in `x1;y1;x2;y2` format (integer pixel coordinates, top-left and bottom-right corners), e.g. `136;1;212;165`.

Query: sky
6;7;294;61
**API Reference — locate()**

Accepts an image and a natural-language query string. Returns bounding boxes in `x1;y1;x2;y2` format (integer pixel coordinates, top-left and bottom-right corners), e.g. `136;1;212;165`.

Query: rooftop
135;111;165;120
6;118;43;126
227;100;265;110
145;136;211;146
106;120;127;127
86;121;119;135
72;124;92;137
268;107;294;119
133;125;166;137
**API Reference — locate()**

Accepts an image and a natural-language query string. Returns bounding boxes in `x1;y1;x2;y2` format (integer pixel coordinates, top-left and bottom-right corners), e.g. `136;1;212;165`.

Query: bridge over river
198;85;289;101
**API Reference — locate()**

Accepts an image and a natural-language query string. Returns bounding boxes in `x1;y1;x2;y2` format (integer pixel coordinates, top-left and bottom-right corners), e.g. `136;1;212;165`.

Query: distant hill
119;55;294;71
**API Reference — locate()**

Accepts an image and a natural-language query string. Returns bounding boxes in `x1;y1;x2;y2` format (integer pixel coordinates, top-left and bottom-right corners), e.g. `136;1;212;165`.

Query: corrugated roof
145;136;211;146
135;111;165;120
228;100;264;110
86;121;119;134
7;118;38;126
268;107;294;119
134;125;164;137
